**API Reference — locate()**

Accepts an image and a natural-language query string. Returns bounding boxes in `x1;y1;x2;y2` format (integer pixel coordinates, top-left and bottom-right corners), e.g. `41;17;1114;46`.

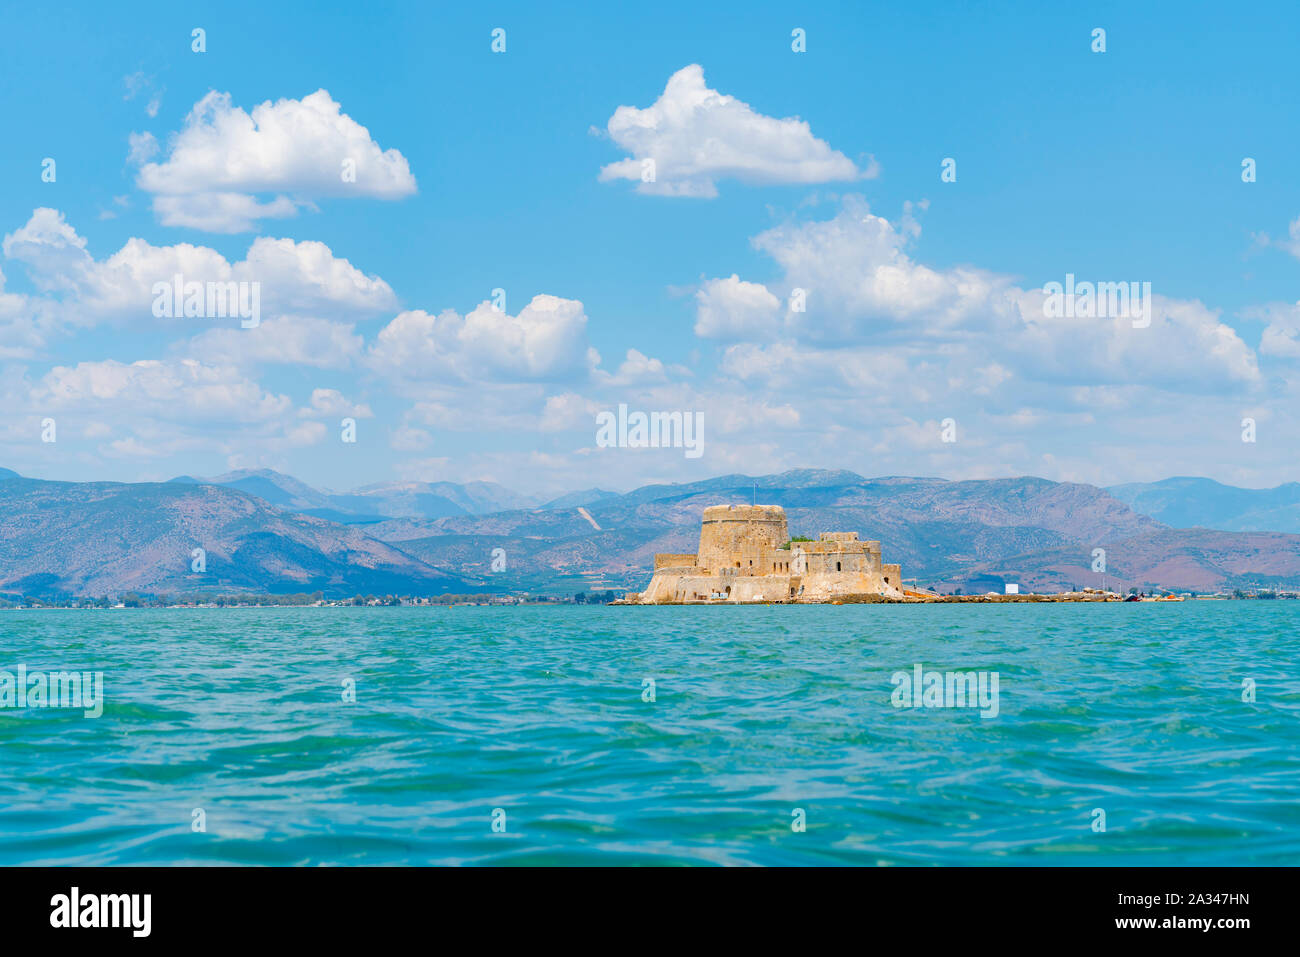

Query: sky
1;0;1299;496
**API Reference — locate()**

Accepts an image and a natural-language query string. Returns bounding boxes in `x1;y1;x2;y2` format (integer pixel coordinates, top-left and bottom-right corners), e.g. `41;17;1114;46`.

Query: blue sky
2;0;1299;495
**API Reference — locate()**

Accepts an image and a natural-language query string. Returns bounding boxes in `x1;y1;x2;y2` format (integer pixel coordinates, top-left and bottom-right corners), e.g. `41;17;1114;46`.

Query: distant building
626;504;904;603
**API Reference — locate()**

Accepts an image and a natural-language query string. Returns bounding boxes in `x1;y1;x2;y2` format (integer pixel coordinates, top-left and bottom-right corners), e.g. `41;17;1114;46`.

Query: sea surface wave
0;603;1296;865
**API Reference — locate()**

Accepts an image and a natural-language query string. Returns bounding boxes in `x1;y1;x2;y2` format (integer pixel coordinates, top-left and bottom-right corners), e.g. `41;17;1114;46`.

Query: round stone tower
696;504;789;572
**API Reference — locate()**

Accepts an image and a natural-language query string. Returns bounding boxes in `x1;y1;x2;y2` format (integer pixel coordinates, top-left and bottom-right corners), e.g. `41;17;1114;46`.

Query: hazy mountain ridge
363;471;1185;591
0;477;468;597
949;528;1300;593
173;469;542;521
4;466;1300;596
1108;477;1300;534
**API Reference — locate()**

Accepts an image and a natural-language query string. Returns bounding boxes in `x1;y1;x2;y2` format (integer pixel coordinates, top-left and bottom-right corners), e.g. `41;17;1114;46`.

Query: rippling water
0;603;1297;865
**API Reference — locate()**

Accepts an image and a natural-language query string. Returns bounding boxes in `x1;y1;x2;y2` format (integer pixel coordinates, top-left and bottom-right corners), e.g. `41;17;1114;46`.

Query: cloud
123;71;163;118
2;207;93;295
36;358;292;424
123;72;148;100
1012;290;1259;392
1246;301;1300;359
389;425;433;451
1259;215;1300;261
538;392;601;432
186;316;363;369
368;294;599;384
608;348;668;384
598;65;865;197
17;358;362;459
2;209;397;330
299;387;372;419
285;421;328;446
742;196;1010;342
699;196;1259;397
103;435;169;459
694;274;782;338
718;340;915;397
401;391;547;433
127;131;159;165
236;236;396;314
149;192;299;233
135;90;417;232
0;266;48;358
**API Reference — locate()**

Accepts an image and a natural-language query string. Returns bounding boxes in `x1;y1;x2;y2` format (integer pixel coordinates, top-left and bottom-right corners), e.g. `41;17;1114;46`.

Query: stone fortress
626;504;905;603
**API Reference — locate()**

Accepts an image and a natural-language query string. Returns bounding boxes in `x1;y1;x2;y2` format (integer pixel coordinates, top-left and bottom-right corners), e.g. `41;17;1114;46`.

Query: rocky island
621;504;907;603
618;503;1140;604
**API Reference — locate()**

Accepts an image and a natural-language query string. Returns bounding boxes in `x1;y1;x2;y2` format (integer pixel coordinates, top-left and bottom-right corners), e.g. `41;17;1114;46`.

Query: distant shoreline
2;593;1293;609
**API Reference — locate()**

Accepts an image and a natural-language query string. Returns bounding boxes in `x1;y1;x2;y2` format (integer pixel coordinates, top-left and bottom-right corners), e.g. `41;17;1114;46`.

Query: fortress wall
724;543;784;575
805;549;876;575
799;571;879;601
675;577;721;602
654;553;698;570
726;576;795;602
803;538;873;556
643;572;800;603
640;565;702;602
769;551;796;575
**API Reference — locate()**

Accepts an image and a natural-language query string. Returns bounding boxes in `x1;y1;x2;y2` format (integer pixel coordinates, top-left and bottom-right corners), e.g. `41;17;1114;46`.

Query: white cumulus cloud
135;89;417;232
694;274;783;339
2;209;397;329
368;294;599;384
186;316;363;370
599;65;865;197
700;196;1261;404
36;358;292;424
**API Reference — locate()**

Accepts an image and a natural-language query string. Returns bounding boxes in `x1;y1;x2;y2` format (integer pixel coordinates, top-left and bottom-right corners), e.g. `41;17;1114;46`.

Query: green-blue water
0;603;1297;866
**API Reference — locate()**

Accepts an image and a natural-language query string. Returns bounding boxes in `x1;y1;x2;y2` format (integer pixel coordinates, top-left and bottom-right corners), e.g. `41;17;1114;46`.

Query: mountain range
1107;477;1300;534
168;469;618;522
367;471;1300;594
0;476;466;597
2;467;1300;597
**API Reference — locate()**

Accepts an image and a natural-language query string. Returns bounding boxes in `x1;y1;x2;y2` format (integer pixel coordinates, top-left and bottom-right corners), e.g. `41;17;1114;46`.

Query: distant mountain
948;527;1300;594
172;470;540;522
1108;477;1300;534
0;468;20;481
366;470;1184;592
0;477;470;597
338;480;539;519
361;469;1300;593
8;467;1300;597
172;468;335;512
541;488;622;509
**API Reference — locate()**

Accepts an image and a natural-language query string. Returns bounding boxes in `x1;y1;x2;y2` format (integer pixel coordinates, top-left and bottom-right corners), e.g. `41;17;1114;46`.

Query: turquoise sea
0;603;1297;866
